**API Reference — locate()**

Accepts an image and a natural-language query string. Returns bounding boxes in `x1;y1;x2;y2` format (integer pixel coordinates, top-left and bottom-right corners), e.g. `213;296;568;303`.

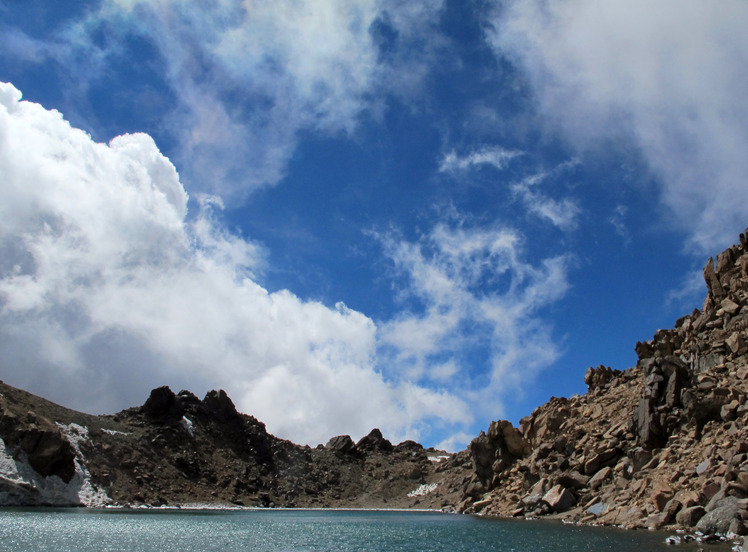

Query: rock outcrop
0;380;467;509
456;228;748;535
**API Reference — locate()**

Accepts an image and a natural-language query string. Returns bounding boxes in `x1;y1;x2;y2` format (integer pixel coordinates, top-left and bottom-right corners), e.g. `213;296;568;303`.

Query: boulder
488;420;530;458
696;497;748;535
325;435;358;455
588;466;612;490
542;484;576;513
727;333;748;355
721;298;740;315
584;448;619;475
557;470;589;490
356;429;394;453
676;505;706;527
394;440;423;452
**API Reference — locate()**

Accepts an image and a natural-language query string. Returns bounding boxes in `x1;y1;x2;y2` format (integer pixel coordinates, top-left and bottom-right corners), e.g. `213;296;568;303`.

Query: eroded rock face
22;428;77;482
202;390;239;422
456;227;748;534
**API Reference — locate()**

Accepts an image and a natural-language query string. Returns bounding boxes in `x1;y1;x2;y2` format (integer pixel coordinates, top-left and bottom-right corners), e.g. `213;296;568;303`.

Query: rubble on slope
458;228;748;537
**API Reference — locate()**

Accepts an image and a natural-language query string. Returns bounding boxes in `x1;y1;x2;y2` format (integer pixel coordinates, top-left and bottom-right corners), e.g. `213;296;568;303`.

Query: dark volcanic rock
202;389;239;422
325;435;358;455
356;429;394;453
0;380;468;509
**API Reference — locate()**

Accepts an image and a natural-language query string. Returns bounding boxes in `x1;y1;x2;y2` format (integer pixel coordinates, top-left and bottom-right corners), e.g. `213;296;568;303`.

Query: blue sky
1;0;747;450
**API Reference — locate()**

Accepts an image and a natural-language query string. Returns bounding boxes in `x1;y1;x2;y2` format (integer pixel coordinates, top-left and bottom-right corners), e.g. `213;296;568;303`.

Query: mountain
457;228;748;536
0;380;470;510
2;229;748;539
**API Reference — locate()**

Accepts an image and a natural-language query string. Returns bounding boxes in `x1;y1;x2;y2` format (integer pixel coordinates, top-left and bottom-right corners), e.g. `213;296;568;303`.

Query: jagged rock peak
202;389;239;421
356;428;394;453
584;365;623;392
142;386;177;418
325;434;357;455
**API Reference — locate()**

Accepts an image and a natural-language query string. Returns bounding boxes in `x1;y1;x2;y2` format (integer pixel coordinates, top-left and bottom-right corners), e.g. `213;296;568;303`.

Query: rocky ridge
458;229;748;537
0;381;469;509
2;230;748;541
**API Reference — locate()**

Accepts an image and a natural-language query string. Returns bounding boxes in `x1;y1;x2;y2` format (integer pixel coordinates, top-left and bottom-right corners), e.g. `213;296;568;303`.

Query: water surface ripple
0;508;728;551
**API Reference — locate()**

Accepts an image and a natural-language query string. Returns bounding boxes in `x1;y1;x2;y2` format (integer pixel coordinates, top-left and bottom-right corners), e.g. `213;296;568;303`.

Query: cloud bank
489;0;748;253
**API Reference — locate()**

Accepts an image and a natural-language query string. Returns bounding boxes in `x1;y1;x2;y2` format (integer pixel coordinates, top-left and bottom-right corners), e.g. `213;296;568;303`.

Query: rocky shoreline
4;230;748;548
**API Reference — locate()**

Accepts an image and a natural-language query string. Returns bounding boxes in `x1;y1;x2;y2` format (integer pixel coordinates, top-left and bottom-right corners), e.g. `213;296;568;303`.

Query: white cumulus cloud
0;81;467;447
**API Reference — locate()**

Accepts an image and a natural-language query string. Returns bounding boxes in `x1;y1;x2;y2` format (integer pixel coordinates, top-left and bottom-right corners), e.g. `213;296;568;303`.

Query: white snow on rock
180;416;195;437
101;428;131;436
0;423;110;506
407;482;438;498
428;455;450;463
56;423;111;507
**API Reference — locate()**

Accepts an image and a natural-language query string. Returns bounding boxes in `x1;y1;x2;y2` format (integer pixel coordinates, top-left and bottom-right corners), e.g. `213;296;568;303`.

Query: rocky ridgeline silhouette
2;230;748;540
458;228;748;537
0;382;469;509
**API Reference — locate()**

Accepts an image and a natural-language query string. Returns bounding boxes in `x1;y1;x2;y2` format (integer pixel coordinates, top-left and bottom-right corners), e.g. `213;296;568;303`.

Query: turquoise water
0;508;727;551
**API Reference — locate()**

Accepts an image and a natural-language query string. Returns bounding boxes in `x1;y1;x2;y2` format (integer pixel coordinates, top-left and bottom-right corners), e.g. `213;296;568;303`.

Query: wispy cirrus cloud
375;215;571;428
510;169;581;231
13;0;447;200
487;0;748;254
608;204;630;245
439;145;523;173
440;145;581;231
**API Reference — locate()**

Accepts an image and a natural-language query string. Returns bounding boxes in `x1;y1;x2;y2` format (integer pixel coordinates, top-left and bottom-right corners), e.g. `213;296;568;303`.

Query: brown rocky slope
457;228;748;537
2;230;748;540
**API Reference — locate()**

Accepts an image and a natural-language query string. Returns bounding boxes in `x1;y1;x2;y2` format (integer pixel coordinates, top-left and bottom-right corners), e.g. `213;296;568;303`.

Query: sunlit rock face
458;228;748;534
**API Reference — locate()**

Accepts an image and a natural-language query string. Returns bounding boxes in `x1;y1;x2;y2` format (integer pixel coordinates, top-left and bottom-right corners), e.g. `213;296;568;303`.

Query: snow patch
428;455;450;463
180;416;195;437
54;423;111;507
101;428;131;436
407;482;438;498
0;438;22;482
